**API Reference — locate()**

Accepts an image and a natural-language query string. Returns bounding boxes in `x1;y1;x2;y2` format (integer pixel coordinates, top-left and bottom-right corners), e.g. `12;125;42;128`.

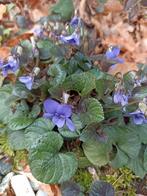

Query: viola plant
0;12;147;194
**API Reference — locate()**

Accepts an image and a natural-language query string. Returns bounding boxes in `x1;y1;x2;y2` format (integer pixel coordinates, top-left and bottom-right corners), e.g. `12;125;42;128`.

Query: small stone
0;172;14;195
0;160;12;175
29;180;39;192
11;175;35;196
0;174;3;183
36;189;49;196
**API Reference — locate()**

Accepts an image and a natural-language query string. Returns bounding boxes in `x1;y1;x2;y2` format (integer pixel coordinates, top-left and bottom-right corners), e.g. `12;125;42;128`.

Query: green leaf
82;140;110;166
137;124;147;144
103;125;147;177
20;40;33;64
37;39;61;60
29;132;78;183
89;180;115;196
48;64;66;86
12;83;31;98
0;104;13;124
0;84;12;95
133;86;147;100
103;125;141;159
80;128;110;166
8;130;26;150
123;71;136;91
63;72;96;96
28;104;41;118
143;147;147;171
90;68;105;79
15;100;29;115
8;117;33;131
95;78;115;99
0;85;14;124
25;117;54;149
80;98;104;126
111;147;129;168
51;0;74;21
127;157;146;178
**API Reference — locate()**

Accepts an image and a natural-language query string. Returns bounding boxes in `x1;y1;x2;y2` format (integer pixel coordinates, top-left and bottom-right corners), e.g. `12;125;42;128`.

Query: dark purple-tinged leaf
89;181;115;196
61;181;82;196
0;158;12;176
124;0;140;20
141;0;147;6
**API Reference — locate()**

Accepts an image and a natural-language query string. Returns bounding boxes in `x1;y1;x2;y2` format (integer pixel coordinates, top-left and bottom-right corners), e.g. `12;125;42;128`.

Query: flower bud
16;46;23;56
63;92;70;104
33;67;40;76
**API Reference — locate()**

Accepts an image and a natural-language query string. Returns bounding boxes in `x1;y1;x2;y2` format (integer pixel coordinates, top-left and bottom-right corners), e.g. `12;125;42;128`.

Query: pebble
29;180;39;192
11;174;35;196
0;160;12;175
36;189;49;196
0;172;14;195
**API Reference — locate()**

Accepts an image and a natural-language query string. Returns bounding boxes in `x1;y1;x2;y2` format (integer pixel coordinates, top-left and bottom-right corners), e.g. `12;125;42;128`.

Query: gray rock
36;189;48;196
29;180;39;192
0;172;14;195
0;160;12;175
11;174;35;196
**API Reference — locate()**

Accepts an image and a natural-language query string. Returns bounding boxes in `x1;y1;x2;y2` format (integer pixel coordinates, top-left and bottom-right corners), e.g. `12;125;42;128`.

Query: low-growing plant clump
0;0;147;195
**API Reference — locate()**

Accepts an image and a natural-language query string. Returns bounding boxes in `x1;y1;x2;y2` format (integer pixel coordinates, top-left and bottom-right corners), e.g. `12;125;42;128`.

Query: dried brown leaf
6;33;33;47
22;165;62;196
0;4;6;20
0;47;11;59
105;0;123;12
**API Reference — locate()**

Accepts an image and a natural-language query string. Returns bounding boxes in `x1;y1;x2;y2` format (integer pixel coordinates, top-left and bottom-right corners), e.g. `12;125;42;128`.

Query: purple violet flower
0;56;19;77
70;16;81;27
34;27;44;38
113;90;128;106
105;46;124;66
59;32;80;46
19;76;34;90
43;99;75;132
129;110;147;125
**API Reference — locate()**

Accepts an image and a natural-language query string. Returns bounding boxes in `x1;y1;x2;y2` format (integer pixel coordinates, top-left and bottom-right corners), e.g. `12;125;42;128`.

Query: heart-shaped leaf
8;117;33;131
25;117;54;149
51;0;74;21
63;72;96;97
80;98;104;126
8;130;26;150
80;128;110;166
29;132;78;184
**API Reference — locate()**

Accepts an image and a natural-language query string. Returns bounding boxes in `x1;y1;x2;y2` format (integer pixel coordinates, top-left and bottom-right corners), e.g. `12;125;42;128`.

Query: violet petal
70;16;80;27
19;76;33;90
43;112;53;119
113;92;122;104
19;76;32;83
57;104;72;117
106;47;120;59
121;95;128;106
43;99;60;114
59;32;80;46
66;118;76;132
52;116;65;128
132;114;144;125
115;57;124;64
